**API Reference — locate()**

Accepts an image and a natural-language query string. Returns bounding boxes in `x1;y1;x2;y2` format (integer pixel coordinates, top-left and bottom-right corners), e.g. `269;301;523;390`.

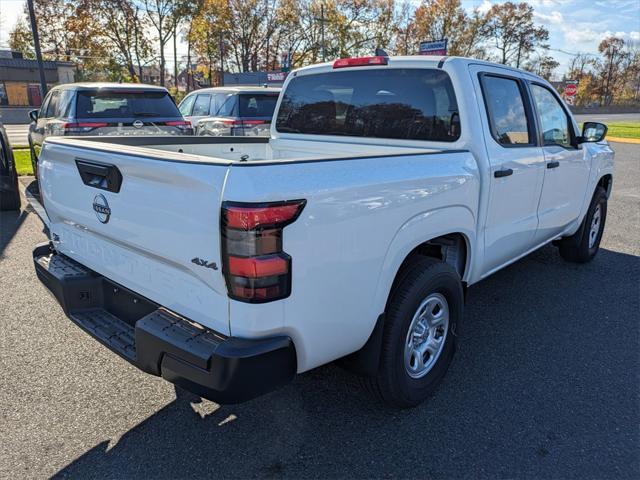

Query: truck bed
48;135;443;164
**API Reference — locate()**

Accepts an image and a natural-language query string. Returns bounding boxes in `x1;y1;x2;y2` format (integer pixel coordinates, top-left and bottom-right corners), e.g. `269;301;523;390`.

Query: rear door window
217;95;237;117
179;94;196;116
480;75;532;146
276;68;460;141
45;91;60;118
75;90;181;118
192;94;211;116
238;94;279;117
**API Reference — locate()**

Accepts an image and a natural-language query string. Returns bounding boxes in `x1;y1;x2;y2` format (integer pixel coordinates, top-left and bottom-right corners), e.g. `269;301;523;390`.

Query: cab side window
481;75;532;146
530;84;572;148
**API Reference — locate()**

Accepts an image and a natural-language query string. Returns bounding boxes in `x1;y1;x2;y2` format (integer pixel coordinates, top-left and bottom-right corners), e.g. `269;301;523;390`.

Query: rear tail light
62;122;108;134
221;199;306;303
222;120;267;126
165;120;190;127
333;56;388;69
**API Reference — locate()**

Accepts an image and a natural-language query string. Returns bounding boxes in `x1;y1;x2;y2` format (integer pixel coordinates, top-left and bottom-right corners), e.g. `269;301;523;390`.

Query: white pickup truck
34;56;614;407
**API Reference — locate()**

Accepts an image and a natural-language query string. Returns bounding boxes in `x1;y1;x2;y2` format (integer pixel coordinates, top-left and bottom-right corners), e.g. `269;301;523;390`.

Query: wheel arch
597;174;612;198
340;207;475;376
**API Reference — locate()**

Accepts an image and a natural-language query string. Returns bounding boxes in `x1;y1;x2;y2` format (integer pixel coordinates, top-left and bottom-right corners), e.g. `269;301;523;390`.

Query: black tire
558;187;607;263
0;134;21;212
0;180;21;211
365;256;464;408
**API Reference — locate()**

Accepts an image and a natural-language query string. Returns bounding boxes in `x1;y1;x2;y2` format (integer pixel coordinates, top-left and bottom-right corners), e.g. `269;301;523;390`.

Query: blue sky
1;0;639;78
465;0;640;74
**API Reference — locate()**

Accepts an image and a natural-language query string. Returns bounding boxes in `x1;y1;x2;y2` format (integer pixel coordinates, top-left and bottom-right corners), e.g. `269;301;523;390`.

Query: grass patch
13;149;33;176
605;122;640;139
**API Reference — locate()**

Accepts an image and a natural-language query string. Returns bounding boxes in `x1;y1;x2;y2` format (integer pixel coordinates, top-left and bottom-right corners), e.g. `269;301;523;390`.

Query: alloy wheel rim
589;205;602;249
404;293;449;379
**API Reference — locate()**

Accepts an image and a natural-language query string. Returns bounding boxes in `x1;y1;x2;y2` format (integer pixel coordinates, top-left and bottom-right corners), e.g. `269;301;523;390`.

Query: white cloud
535;10;565;24
476;0;492;14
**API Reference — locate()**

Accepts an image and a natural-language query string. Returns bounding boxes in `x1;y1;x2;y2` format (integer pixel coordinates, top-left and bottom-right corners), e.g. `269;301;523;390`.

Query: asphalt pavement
0;142;638;479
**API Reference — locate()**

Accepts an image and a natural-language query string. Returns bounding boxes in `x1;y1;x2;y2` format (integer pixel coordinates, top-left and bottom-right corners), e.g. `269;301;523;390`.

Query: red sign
564;83;578;96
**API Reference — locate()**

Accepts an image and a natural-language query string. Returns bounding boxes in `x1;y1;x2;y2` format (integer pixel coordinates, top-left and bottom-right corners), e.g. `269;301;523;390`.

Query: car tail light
62;122;108;134
222;120;267;126
221;199;306;303
333;56;388;69
165;120;190;127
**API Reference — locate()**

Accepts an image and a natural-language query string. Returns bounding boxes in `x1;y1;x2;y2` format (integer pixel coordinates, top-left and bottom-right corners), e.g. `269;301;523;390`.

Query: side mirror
28;109;39;123
579;122;607;143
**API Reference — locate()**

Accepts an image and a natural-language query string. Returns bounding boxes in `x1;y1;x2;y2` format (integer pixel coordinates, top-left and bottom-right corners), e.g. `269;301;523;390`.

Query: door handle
547;161;560;169
76;160;123;193
494;168;513;178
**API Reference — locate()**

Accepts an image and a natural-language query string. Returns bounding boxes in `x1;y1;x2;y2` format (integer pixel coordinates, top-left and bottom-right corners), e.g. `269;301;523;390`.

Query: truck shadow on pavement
0;209;29;258
54;245;639;480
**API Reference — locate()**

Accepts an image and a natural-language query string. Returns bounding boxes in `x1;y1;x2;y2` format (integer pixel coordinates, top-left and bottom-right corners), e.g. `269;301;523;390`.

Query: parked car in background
0;122;20;211
178;86;280;136
28;83;192;177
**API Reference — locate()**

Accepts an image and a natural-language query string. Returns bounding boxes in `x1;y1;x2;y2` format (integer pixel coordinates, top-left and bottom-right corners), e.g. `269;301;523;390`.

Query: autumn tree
143;0;175;85
523;53;559;80
189;0;230;84
83;0;153;82
408;0;489;58
485;1;549;67
8;0;109;80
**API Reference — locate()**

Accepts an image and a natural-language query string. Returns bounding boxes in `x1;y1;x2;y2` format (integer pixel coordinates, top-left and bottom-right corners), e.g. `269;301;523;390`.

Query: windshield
76;90;181;118
276;68;460;141
238;94;279;117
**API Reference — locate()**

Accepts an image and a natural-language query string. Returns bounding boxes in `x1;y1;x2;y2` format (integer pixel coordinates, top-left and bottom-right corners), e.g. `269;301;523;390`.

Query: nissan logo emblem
133;120;144;129
93;194;111;224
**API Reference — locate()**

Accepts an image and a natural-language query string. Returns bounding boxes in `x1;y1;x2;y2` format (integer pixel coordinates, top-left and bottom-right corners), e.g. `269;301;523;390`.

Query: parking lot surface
1;142;638;479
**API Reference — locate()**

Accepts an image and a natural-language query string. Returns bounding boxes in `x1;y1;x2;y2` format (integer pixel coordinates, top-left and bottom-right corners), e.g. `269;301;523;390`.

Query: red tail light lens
62;122;108;133
221;200;305;303
165;120;190;127
333;56;388;69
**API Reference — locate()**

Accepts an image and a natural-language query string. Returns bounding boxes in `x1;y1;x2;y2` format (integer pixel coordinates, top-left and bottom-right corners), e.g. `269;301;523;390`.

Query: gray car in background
178;86;281;136
28;83;192;177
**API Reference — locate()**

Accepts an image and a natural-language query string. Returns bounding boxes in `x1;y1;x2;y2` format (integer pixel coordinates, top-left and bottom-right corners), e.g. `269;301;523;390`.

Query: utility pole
27;0;47;99
320;4;326;62
314;4;327;61
219;31;225;87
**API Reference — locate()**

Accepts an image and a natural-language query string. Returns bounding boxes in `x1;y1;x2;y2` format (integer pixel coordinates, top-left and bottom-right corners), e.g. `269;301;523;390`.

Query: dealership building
0;50;75;107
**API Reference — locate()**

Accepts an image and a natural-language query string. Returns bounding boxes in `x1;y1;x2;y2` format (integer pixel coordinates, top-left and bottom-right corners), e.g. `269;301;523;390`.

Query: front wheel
558;187;607;263
365;256;463;408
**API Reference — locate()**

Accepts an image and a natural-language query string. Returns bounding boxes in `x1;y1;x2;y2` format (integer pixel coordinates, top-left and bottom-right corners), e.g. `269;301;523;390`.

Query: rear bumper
33;243;296;404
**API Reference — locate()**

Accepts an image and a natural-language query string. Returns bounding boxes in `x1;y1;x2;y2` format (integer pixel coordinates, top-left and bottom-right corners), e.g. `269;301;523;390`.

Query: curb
607;137;640;144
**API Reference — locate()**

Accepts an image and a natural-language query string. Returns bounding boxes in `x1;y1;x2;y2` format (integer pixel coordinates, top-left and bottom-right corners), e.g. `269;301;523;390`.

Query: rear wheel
365;256;463;408
558;187;607;263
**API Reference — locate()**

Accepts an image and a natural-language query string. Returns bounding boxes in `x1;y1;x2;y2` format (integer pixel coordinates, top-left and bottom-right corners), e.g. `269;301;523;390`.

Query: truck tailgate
39;140;231;335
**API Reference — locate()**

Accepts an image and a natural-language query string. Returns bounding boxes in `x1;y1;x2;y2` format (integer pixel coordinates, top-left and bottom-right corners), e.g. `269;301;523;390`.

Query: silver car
178;86;280;136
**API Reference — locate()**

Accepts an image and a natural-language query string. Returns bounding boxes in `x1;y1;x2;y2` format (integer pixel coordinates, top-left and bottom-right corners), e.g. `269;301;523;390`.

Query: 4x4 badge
191;257;218;270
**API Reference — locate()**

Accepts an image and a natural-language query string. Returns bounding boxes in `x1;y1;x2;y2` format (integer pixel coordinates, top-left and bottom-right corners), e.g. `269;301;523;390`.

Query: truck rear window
238;94;279;117
276;69;460;141
76;90;181;118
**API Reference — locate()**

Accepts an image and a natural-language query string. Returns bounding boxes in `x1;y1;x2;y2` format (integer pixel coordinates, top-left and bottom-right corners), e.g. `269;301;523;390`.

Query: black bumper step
33;243;296;403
